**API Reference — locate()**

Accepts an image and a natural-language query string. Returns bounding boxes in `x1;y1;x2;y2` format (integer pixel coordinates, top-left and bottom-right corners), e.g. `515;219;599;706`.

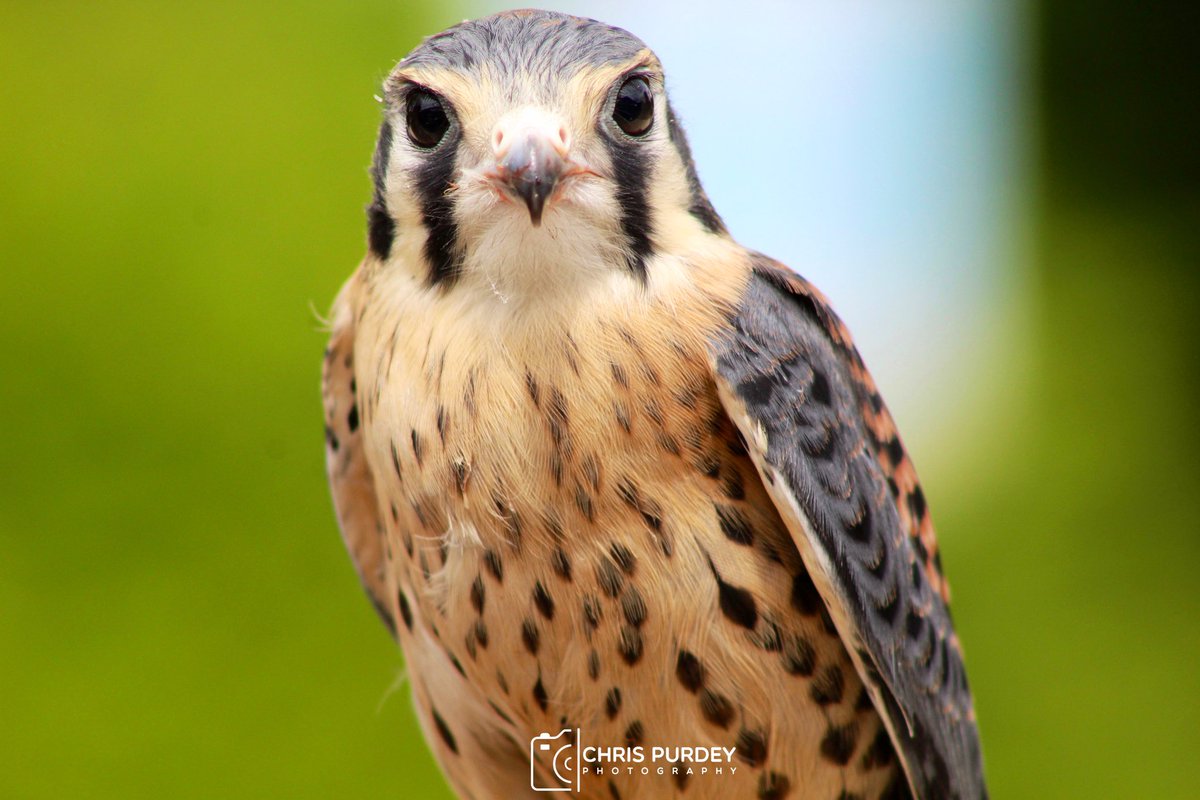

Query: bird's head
366;10;726;302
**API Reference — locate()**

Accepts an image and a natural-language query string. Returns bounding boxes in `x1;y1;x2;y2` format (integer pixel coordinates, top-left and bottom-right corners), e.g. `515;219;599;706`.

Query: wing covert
709;255;986;800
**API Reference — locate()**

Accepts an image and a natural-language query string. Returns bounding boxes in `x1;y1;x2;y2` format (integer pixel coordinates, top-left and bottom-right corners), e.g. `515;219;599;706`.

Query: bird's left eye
613;76;653;137
406;89;450;149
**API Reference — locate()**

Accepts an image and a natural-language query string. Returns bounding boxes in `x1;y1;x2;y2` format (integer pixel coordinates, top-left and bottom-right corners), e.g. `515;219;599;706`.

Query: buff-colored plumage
324;10;983;800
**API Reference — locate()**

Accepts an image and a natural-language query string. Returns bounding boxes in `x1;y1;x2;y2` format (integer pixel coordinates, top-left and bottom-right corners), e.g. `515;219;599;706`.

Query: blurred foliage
1;1;1196;799
0;1;460;797
945;2;1200;797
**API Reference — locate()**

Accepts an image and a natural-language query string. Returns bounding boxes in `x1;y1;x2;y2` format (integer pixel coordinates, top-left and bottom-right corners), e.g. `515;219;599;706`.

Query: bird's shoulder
709;252;986;799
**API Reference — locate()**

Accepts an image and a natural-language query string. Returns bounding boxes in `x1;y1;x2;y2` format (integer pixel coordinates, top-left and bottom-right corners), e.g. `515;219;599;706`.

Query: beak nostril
557;126;570;153
493;129;506;153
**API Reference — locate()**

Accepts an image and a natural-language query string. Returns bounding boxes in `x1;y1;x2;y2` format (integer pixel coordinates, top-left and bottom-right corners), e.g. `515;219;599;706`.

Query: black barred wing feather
710;256;986;800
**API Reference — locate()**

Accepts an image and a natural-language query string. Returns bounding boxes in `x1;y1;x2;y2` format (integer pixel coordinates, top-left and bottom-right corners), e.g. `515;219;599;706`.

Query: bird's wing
322;271;394;636
709;255;986;799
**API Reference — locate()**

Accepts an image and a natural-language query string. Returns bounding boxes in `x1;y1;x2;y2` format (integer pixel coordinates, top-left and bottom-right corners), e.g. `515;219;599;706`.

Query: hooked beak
490;115;572;227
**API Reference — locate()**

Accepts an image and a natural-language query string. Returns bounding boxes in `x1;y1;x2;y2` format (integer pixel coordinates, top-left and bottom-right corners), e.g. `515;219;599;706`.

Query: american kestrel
322;10;985;800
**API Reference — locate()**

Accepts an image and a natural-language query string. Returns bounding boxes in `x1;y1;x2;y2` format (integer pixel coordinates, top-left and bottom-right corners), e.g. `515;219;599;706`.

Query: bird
322;10;986;800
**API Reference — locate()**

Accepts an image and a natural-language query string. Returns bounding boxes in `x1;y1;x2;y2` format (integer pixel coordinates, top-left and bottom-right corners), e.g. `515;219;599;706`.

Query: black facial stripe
599;122;654;283
412;128;463;285
367;119;396;259
667;104;725;235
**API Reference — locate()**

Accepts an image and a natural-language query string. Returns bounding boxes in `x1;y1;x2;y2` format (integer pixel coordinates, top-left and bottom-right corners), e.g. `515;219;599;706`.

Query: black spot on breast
721;469;745;500
575;484;595;523
435;406;448;442
524;369;540;407
533;581;555;620
597;558;624;598
547;387;569;447
451;460;468;496
582;453;601;492
389;441;402;478
715;504;754;546
810;665;845;706
860;725;895;770
522;618;540;655
533;675;549;711
614;402;632;433
695;452;722;479
656;432;681;457
410;429;423;466
431;707;458;754
820;723;858;765
611;362;629;388
699;690;734;728
608;780;622;800
483;549;503;582
782;637;815;676
347;404;359;432
757;771;792;800
324;425;339;452
552;547;573;581
488;700;515;726
735;728;768;767
618;625;643;665
620;586;647;627
609;543;637;575
470;574;485;614
464;628;477;660
583;595;602;632
550;453;564;487
676;650;705;693
397;591;413;631
624;720;644;747
605;687;622;719
750;620;783;652
473;619;488;648
709;560;758;629
588;649;601;681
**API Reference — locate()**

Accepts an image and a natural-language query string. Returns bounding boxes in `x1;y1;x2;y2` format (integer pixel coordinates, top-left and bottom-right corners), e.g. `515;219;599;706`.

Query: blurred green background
1;2;1196;798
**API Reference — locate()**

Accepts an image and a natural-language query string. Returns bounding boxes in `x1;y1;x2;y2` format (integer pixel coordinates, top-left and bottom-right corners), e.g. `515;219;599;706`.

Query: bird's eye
613;76;653;137
406;89;450;149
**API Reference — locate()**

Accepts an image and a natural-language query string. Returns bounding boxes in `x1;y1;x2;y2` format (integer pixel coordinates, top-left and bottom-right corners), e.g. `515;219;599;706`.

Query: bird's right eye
406;89;449;149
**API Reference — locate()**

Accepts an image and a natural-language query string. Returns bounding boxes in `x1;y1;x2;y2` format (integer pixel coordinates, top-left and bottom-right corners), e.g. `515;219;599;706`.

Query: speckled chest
349;272;906;799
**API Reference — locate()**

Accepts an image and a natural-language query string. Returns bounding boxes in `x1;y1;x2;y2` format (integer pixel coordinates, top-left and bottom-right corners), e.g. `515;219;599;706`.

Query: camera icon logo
530;728;579;792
